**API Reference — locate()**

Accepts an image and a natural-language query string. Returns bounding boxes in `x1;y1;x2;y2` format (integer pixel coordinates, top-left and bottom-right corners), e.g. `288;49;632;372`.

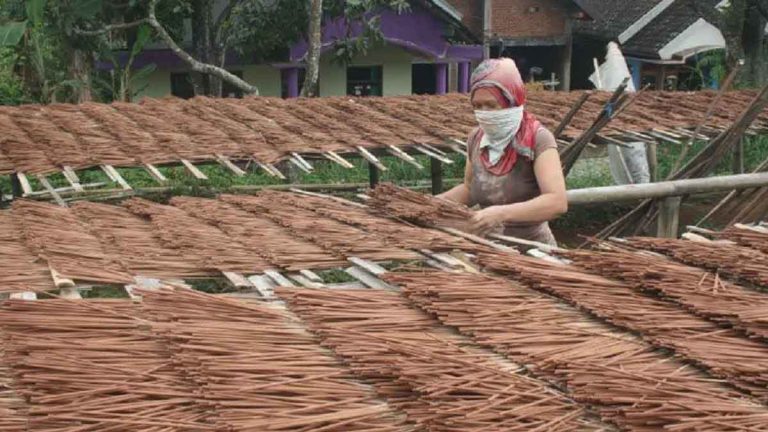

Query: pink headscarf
470;58;541;175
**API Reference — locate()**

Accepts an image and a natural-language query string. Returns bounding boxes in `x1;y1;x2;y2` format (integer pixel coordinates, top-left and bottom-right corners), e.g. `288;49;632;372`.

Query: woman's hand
469;206;506;236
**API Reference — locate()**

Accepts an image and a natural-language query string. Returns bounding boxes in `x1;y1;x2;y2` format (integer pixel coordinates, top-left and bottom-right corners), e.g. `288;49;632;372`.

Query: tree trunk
301;0;323;97
71;49;92;103
742;1;767;85
191;0;215;95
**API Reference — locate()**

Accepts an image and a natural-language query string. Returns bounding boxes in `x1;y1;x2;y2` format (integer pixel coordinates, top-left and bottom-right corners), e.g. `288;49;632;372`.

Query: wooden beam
657;196;681;238
568;172;768;205
646;141;658;182
368;162;380;189
733;137;744;174
554;92;590;137
430;157;443;195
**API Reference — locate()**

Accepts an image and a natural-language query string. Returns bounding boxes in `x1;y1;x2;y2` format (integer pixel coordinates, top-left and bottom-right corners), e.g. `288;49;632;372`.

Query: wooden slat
323;151;355;168
180;159;208;180
348;257;387;276
144;163;168;183
17;172;33;195
356;146;387;171
36;175;67;207
344;267;394;290
264;270;296;287
216;154;247;176
103;165;132;190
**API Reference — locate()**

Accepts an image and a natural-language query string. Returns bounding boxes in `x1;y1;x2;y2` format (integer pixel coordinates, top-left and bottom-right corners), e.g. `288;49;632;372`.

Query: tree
694;0;768;86
300;0;322;97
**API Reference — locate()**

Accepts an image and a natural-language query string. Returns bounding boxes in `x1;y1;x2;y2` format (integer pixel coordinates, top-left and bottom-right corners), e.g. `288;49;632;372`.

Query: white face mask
475;106;525;165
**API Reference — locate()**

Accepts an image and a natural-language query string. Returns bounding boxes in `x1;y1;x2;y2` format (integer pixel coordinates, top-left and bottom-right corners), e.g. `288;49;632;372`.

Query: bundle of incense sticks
387;269;768;431
0;211;56;293
567;247;768;340
264;190;483;252
478;251;768;401
224;194;421;262
124;197;272;273
12;200;132;284
139;287;410;431
0;298;216;431
72;201;211;278
627;237;768;288
717;225;768;254
171;196;346;271
367;183;474;231
280;287;607;431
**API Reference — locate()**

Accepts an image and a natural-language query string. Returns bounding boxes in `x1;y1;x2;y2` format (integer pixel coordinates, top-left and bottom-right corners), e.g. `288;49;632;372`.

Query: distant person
438;58;567;246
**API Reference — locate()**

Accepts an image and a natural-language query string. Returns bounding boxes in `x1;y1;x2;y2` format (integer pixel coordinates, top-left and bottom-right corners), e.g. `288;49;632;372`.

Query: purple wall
99;6;482;73
290;7;482;63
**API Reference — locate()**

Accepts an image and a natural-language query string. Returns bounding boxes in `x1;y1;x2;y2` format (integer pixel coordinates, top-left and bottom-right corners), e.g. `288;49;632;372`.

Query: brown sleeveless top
467;128;558;246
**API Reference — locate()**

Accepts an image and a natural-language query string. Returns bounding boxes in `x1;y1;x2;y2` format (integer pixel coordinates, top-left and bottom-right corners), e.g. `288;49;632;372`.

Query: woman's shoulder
534;127;558;158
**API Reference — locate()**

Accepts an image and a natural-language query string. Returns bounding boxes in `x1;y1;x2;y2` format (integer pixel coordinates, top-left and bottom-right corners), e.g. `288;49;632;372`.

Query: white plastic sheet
591;42;650;185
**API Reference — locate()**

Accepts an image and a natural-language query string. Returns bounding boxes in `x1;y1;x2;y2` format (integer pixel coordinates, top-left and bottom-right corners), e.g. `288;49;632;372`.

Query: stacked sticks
627;237;768;288
170;196;346;270
13;200;132;285
280;287;607;431
272;191;483;252
225;193;421;262
388;270;768;431
718;225;768;254
368;183;474;231
0;336;26;432
139;287;409;432
0;211;56;293
478;252;768;401
567;247;768;340
1;90;767;176
124;197;272;274
72;201;211;279
0;298;216;431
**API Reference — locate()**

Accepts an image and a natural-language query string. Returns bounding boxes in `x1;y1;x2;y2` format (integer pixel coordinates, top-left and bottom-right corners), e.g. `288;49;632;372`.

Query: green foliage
0;19;25;45
327;0;410;64
0;47;26;104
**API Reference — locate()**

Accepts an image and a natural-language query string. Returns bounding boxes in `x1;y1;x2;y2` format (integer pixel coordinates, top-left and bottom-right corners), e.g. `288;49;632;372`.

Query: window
170;73;195;99
347;66;383;96
411;64;437;95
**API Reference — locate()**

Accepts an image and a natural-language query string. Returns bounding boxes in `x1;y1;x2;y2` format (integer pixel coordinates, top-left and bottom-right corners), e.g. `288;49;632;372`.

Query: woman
438;58;567;246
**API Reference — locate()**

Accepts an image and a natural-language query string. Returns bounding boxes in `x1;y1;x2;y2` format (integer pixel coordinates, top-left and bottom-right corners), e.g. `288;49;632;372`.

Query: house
124;0;483;100
447;0;592;90
572;0;726;90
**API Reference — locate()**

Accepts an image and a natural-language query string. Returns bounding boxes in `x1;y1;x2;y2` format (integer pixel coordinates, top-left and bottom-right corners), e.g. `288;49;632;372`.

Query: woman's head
470;58;526;111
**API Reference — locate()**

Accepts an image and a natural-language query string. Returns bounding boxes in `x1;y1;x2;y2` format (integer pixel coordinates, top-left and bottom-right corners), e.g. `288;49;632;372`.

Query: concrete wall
134;44;427;99
319;45;420;97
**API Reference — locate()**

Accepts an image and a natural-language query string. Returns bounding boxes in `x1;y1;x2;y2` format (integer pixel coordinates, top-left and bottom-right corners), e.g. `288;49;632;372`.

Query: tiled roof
622;0;722;58
574;0;665;40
